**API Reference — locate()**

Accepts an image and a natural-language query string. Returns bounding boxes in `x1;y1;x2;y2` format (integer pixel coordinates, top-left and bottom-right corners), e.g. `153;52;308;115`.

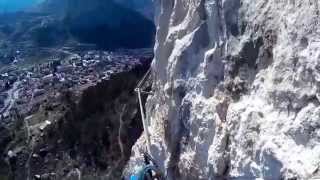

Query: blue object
130;175;138;180
129;165;159;180
137;164;159;180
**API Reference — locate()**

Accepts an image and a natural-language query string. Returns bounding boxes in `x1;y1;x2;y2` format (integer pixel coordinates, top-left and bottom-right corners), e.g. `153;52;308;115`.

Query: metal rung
135;68;153;154
137;87;152;154
136;68;152;89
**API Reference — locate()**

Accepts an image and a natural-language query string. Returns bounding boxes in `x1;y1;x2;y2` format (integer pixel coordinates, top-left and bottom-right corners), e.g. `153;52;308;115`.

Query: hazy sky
0;0;44;12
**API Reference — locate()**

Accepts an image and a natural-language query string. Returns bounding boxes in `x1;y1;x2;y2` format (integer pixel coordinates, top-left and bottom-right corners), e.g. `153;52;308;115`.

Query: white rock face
126;0;320;179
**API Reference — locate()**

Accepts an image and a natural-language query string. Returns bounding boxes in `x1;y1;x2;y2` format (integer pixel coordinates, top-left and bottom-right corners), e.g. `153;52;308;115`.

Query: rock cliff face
127;0;320;179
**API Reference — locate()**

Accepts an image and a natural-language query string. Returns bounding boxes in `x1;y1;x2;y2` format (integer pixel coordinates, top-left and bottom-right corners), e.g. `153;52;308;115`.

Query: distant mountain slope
32;0;67;16
0;0;43;12
64;0;155;49
37;0;154;20
114;0;154;20
0;0;155;50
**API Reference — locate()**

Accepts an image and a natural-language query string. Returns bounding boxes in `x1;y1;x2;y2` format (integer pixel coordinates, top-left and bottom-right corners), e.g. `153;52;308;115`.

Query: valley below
0;0;157;179
0;46;153;179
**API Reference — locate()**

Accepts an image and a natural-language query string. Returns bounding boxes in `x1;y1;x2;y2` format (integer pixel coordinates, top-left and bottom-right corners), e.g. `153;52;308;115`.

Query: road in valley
0;81;21;117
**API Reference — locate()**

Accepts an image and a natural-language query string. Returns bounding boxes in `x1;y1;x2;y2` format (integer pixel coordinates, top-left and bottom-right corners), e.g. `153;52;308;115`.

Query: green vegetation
0;175;9;180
